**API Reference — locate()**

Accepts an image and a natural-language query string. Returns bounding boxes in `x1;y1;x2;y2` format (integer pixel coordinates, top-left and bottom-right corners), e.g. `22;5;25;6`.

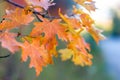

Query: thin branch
0;53;11;58
6;0;46;17
0;18;5;23
5;0;59;21
6;0;24;8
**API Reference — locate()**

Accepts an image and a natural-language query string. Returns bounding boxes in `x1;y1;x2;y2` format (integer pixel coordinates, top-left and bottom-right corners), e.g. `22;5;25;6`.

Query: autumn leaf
59;9;83;35
87;26;105;44
72;52;93;66
3;8;34;29
31;17;67;41
0;31;22;53
21;37;52;76
59;48;74;61
72;7;104;44
59;48;93;66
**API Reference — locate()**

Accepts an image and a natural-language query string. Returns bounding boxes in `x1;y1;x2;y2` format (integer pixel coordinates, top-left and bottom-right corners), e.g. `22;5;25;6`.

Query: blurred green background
0;0;120;80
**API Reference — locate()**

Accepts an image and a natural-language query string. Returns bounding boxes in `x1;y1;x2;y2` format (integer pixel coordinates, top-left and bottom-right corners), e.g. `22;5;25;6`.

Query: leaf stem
34;14;43;22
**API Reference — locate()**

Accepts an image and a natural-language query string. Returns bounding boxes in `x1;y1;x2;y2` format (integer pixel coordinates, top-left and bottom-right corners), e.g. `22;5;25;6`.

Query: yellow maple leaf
59;48;93;66
59;48;74;61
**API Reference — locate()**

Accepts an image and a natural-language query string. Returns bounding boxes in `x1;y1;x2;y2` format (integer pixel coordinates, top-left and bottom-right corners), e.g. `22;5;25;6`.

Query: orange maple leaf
31;17;67;41
3;8;34;29
58;9;84;35
21;37;52;76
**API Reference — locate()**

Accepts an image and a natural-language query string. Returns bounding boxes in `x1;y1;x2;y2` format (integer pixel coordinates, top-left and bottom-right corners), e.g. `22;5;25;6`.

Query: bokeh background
0;0;120;80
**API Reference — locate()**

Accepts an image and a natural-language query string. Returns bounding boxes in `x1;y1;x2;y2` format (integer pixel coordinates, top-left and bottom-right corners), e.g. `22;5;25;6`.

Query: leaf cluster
0;0;105;76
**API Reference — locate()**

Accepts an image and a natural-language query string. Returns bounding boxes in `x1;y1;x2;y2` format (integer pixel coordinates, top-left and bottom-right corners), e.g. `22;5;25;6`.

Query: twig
0;53;11;58
0;18;5;23
6;0;24;8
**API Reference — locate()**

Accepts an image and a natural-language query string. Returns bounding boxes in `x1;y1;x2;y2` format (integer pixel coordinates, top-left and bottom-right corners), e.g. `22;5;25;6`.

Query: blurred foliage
111;9;120;37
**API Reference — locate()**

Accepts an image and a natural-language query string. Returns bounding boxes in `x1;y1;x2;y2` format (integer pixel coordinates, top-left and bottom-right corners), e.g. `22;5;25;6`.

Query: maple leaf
25;0;55;10
3;8;34;29
31;17;67;41
80;14;104;43
58;9;83;35
87;26;105;44
21;37;52;76
59;48;93;66
0;31;22;53
72;7;104;43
